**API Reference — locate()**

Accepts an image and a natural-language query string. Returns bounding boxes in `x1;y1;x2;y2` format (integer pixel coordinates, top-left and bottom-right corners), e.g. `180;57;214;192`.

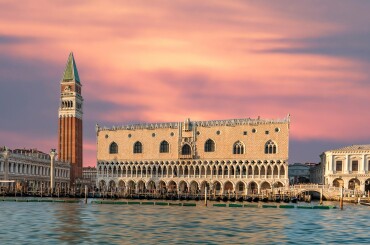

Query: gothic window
182;144;191;155
160;141;169;153
352;160;359;172
233;141;244;154
336;160;343;172
264;140;277;154
109;142;118;154
204;139;215;152
133;141;142;154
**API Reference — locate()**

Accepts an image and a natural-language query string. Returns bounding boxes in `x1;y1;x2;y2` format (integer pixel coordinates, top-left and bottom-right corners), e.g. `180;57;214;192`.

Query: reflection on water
0;200;369;244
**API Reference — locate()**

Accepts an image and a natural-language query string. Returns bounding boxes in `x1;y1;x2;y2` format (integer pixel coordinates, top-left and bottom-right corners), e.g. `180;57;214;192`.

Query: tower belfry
58;52;83;184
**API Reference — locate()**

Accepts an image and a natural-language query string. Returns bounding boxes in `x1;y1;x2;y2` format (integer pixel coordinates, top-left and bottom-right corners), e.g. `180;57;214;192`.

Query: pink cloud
0;0;369;166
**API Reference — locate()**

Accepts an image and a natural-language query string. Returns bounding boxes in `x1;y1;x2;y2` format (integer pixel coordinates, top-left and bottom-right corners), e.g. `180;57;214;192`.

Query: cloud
0;1;369;165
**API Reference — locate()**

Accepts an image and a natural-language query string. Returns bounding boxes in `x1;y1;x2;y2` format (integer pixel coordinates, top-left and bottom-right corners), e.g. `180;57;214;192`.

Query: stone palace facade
96;115;290;196
322;145;370;192
0;147;70;191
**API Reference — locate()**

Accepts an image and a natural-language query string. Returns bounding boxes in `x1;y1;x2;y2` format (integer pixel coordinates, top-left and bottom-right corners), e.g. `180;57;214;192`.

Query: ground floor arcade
97;177;288;196
328;175;370;193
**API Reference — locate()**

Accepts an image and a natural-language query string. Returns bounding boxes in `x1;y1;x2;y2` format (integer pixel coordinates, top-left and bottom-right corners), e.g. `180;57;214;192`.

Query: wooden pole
205;186;208;207
320;187;323;205
340;186;344;210
84;185;88;204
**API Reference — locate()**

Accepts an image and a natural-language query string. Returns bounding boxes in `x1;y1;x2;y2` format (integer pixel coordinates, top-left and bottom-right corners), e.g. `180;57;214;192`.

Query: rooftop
329;144;370;152
62;52;80;83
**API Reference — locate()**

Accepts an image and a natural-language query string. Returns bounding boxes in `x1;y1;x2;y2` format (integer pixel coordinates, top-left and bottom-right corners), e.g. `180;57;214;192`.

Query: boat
283;197;290;203
359;202;370;206
252;196;259;202
245;196;253;202
291;197;298;203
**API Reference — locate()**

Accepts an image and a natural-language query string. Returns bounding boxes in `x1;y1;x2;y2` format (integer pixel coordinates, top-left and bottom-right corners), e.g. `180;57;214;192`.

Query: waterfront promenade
1;183;369;204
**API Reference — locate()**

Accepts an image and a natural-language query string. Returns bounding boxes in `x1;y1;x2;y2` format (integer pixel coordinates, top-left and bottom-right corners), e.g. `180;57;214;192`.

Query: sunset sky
0;1;369;166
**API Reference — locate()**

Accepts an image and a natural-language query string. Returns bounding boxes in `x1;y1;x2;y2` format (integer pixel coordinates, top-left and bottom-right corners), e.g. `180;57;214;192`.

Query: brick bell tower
58;52;83;184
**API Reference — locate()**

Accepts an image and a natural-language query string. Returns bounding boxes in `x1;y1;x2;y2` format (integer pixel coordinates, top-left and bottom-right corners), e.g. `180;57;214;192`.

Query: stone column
49;149;57;192
361;154;366;173
3;147;10;181
344;154;350;174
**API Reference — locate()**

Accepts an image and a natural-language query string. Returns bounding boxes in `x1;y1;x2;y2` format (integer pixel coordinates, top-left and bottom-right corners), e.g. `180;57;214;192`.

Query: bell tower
58;52;83;184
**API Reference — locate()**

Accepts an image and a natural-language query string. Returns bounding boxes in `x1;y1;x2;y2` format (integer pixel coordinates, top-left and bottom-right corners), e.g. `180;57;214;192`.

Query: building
0;147;70;191
309;163;324;184
96;116;290;195
322;145;370;192
82;167;97;188
288;163;311;184
58;52;83;184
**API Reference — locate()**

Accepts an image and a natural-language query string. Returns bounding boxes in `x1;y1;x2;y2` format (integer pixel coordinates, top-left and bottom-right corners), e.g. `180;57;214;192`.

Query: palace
0;147;70;191
96;115;290;196
321;145;370;192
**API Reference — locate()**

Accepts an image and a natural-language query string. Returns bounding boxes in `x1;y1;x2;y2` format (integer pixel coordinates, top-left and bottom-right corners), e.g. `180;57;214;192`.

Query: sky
0;0;369;166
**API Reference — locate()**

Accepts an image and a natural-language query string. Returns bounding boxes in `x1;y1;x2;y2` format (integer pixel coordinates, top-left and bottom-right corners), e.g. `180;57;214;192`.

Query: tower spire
62;52;80;83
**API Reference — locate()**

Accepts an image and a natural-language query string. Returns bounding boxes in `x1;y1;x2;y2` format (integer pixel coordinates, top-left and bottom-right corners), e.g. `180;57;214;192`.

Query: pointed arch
265;140;277;154
280;165;286;176
260;165;266;176
182;144;191;155
133;141;142;153
233;141;245;154
109;142;118;154
204;139;215;152
160;140;169;153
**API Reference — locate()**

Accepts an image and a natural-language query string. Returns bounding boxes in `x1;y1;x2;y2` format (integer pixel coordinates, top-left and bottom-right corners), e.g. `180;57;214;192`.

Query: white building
0;147;70;191
322;145;370;192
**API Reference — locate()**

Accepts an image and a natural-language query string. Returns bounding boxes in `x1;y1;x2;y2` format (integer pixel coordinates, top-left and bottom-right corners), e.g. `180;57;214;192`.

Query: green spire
62;52;80;83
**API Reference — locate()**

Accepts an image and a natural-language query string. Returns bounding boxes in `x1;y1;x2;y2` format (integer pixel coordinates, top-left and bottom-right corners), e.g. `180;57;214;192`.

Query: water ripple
0;201;369;244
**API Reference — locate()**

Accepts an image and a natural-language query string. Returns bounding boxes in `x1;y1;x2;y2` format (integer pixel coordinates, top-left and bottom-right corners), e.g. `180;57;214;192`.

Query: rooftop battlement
96;115;290;132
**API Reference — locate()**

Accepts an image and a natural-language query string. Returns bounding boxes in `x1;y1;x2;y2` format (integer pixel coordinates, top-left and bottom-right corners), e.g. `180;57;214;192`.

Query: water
0;200;369;244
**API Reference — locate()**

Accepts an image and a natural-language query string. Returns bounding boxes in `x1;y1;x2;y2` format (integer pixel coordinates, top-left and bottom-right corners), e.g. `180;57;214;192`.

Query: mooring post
340;186;344;210
205;186;208;207
320;187;323;205
84;185;88;204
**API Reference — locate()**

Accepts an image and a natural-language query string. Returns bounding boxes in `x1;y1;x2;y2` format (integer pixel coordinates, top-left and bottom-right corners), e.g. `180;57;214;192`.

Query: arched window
204;139;215;152
233;141;244;154
265;140;277;154
109;142;118;154
182;144;191;155
133;141;142;154
160;141;169;153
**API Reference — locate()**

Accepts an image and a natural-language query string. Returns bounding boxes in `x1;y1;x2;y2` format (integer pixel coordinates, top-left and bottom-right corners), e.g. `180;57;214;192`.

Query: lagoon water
0;199;369;244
